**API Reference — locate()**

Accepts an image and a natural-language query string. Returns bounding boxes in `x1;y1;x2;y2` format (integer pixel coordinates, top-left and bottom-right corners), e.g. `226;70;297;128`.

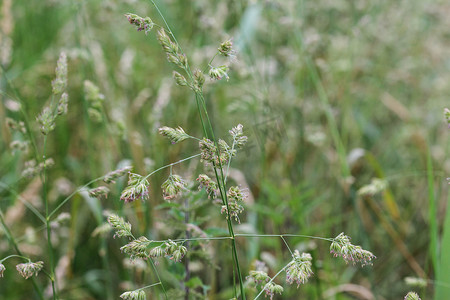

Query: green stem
146;2;246;297
0;182;46;224
0;254;30;263
48;175;105;219
43;136;58;300
128;231;167;299
143;153;201;181
253;265;288;300
0;210;45;300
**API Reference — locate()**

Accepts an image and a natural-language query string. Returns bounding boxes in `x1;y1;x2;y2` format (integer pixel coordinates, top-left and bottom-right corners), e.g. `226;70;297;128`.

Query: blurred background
0;0;449;299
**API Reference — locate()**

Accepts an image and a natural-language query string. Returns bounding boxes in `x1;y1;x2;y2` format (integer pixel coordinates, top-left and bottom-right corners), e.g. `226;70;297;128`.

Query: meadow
0;0;449;299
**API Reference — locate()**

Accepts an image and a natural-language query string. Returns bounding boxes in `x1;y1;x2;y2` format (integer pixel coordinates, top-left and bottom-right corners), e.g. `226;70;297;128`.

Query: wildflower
120;236;151;260
404;292;421;300
229;124;248;149
16;261;44;279
103;166;133;183
209;65;229;81
0;263;5;277
88;186;110;198
196;174;219;199
161;174;186;201
36;107;56;135
124;13;154;35
158;126;190;144
51;52;67;95
107;214;133;239
120;173;149;203
120;289;146;300
285;251;313;287
330;232;376;266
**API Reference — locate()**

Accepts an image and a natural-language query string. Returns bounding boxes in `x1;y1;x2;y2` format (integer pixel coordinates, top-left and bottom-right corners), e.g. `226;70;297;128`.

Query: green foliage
0;0;448;299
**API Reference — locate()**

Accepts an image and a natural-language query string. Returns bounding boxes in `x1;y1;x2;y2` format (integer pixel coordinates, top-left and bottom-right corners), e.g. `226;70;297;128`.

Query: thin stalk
48;175;105;219
0;210;45;300
0;182;46;224
253;265;288;300
184;197;190;300
147;2;246;297
43;136;58;300
143;153;201;181
129;231;167;299
137;282;164;291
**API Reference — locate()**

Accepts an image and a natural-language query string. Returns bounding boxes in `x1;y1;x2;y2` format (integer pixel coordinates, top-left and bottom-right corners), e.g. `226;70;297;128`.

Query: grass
0;0;449;299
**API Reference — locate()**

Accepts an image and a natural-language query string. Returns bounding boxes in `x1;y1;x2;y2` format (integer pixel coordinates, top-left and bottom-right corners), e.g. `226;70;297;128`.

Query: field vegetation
0;0;449;299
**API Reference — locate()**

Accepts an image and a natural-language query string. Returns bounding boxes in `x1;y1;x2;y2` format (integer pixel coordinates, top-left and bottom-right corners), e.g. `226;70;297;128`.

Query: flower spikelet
84;80;105;123
120;289;146;300
161;174;186;201
199;138;217;164
445;108;450;128
164;240;187;262
218;39;235;57
57;92;69;115
125;13;153;35
157;28;188;69
404;292;421;300
229;124;248;149
263;282;284;300
193;69;205;91
51;52;67;95
196;174;219;199
218;139;233;163
88;186;110;198
120;173;149;203
37;107;56;135
120;236;151;260
158;126;189;144
221;186;246;223
285;251;313;287
103;166;133;184
16;261;44;279
107;214;133;239
173;71;188;86
357;178;387;197
247;270;269;285
330;232;376;266
209;65;229;81
149;246;164;258
0;263;5;277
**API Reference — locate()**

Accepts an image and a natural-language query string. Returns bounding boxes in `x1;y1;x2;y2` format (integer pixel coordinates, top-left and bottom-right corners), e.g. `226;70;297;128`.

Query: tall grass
0;0;448;299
